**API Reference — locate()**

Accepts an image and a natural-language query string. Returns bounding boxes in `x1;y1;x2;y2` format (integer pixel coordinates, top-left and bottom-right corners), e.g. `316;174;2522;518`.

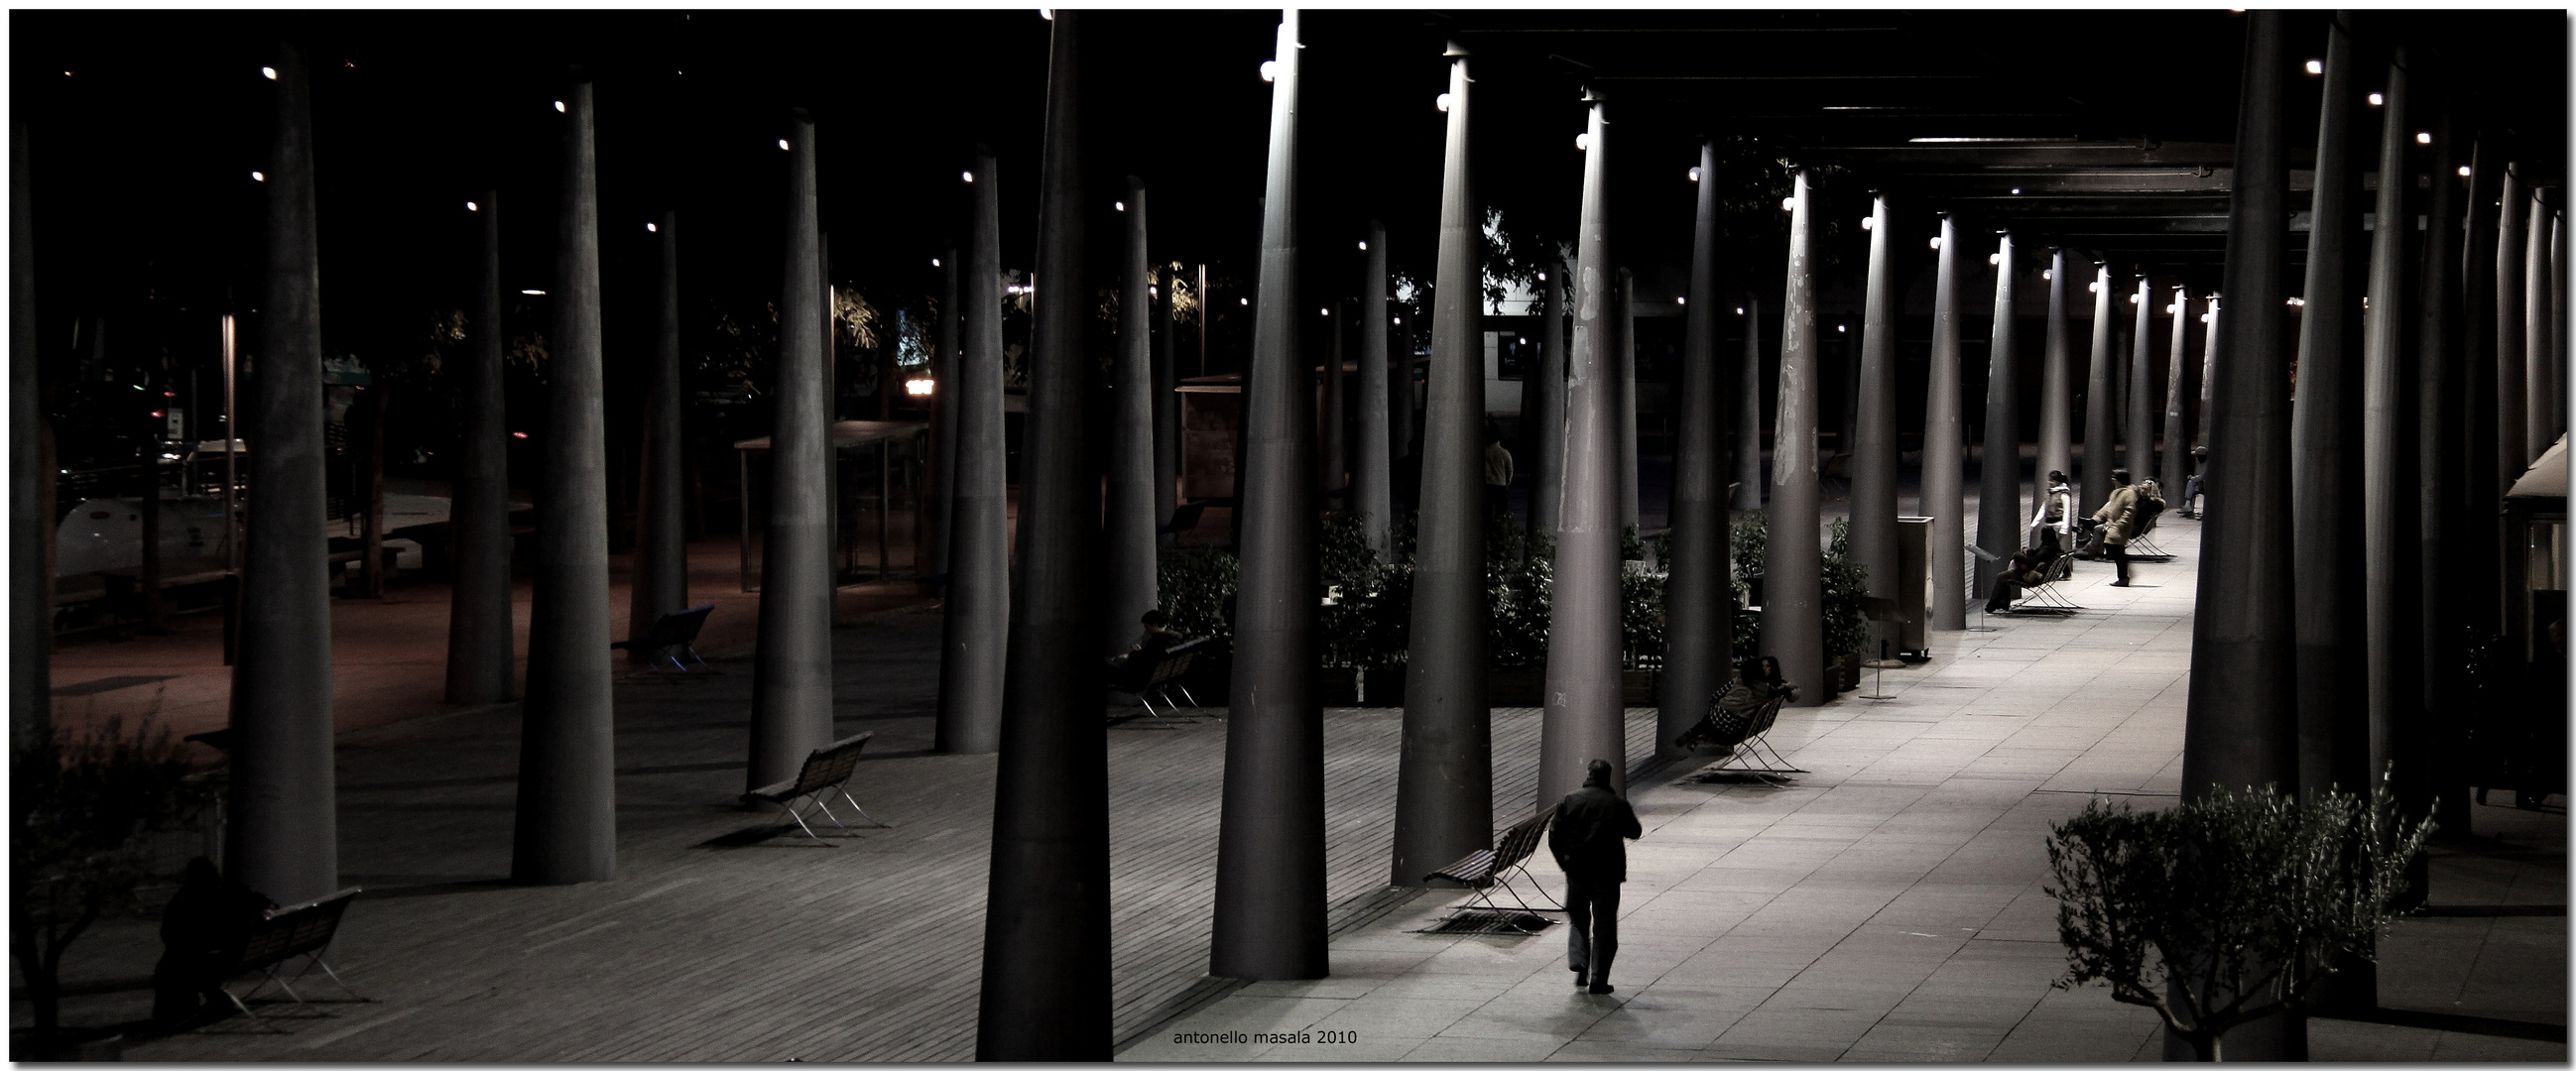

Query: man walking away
1484;426;1515;522
1549;758;1642;995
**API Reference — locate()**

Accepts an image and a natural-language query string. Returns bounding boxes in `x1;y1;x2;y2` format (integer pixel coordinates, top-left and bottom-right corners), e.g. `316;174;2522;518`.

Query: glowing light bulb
1576;133;1590;151
1435;93;1451;113
2415;131;2432;144
1358;240;1368;251
932;258;942;268
1928;236;1943;250
250;171;265;181
465;200;478;211
646;222;658;232
2368;92;2385;106
962;171;975;183
1115;200;1125;211
1860;216;1875;230
1781;197;1796;212
1260;60;1278;82
2305;59;2324;74
261;66;277;80
2459;166;2473;178
778;139;790;150
553;100;565;112
1688;167;1701;182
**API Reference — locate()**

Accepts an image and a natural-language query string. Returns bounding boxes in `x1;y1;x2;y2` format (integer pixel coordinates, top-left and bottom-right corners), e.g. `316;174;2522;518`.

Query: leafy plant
1731;510;1768;584
1155;547;1239;651
1821;518;1871;658
11;713;214;1040
1485;522;1553;668
1318;513;1404;669
2044;774;2434;1062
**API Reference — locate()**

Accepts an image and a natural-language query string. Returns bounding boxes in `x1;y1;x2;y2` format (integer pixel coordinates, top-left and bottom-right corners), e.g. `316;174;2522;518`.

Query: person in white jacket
2027;469;2075;549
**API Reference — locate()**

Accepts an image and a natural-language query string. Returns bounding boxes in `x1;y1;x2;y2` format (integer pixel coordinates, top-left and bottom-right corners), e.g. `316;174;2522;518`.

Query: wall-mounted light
261;65;277;79
465;200;478;211
1358;240;1368;251
1928;236;1943;250
1240;298;1249;305
1688;167;1701;182
778;139;790;150
1260;60;1278;82
1989;253;2001;265
1575;133;1591;151
1860;216;1875;230
1320;307;1330;316
553;100;565;113
1780;196;1796;212
2305;59;2325;74
1836;324;1847;333
1435;92;1451;113
1676;297;1686;306
2459;166;2474;178
962;171;975;182
931;257;941;268
2415;131;2432;144
1115;200;1125;211
1735;306;1745;315
646;222;659;233
906;378;935;397
2368;92;2385;106
2043;269;2053;280
251;171;266;181
2087;281;2098;293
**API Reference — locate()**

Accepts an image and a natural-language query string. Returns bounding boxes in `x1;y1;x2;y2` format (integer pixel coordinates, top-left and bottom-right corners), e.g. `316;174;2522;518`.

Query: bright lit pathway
1119;519;2569;1063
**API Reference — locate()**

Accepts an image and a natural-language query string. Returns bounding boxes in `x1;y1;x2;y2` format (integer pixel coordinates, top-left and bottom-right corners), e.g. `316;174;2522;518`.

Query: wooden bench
741;732;890;843
613;604;715;675
1422;808;1561;928
214;888;369;1031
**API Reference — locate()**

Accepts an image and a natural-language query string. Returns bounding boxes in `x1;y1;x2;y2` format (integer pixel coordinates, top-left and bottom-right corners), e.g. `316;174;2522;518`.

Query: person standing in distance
1549;758;1643;995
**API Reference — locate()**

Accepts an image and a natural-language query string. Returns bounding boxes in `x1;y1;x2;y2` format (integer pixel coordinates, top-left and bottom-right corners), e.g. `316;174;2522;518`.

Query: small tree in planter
2043;774;2434;1061
12;713;214;1049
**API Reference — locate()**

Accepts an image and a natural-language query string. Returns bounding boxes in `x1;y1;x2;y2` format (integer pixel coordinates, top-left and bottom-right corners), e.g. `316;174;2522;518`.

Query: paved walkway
24;516;2564;1062
1119;521;2569;1063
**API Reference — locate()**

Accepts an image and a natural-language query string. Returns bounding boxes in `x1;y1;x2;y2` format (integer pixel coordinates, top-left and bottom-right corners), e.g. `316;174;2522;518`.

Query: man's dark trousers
1565;876;1620;983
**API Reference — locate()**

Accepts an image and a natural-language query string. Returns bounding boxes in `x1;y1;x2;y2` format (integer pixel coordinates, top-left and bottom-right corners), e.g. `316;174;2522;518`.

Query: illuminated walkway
1119;520;2568;1063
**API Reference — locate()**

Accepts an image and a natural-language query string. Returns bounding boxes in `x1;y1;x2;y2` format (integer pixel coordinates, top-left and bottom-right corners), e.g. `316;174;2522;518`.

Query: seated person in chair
1105;609;1183;691
1985;528;2065;614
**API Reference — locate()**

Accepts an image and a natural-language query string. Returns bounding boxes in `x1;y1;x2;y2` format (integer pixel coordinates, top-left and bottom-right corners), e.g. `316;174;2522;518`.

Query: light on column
261;65;277;79
251;171;265;181
1860;216;1875;230
553;100;565;112
646;221;658;232
2305;59;2324;74
1687;166;1701;182
2368;92;2385;106
1435;93;1451;112
465;200;478;211
1576;133;1590;151
1928;236;1943;250
1260;60;1278;82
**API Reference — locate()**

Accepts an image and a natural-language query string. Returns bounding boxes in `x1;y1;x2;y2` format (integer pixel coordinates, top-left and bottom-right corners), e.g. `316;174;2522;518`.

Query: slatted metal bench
2012;553;2082;614
612;604;716;675
1127;637;1210;718
1680;684;1802;782
1421;808;1561;930
213;888;369;1032
740;732;890;843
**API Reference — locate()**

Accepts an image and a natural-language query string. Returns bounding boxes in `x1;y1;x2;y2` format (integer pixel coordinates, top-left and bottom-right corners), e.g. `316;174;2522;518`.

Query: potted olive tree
2043;774;2433;1061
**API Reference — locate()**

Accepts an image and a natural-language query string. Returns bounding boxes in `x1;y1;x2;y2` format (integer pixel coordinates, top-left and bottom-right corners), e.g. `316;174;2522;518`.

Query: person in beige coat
2091;469;2141;586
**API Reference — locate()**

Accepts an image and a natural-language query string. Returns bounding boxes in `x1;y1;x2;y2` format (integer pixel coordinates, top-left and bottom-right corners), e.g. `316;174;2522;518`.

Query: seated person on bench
1104;609;1183;690
1984;528;2065;614
1733;654;1799;707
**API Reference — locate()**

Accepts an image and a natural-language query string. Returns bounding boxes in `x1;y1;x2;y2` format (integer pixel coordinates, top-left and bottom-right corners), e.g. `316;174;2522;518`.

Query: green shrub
1485;522;1553;668
2044;774;2434;1062
1821;519;1871;658
1155;546;1239;650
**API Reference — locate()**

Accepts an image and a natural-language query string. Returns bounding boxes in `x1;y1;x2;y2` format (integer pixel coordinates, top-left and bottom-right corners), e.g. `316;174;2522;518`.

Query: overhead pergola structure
1439;8;2564;294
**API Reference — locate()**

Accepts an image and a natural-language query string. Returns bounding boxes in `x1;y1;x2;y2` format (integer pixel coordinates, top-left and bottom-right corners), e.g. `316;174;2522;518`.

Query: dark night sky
15;7;2565;475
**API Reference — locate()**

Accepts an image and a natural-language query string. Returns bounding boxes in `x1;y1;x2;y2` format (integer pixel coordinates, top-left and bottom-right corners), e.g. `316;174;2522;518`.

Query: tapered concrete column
2082;265;2117;512
2360;50;2418;873
1924;218;1966;630
1322;306;1347;495
1532;260;1570;533
446;190;515;706
2416;110;2469;833
1616;268;1641;530
930;245;959;574
2126;277;2154;497
10;120;44;753
1734;296;1767;513
1154;263;1180;540
2551;208;2566;443
1104;177;1158;657
2186;6;2299;801
630;210;686;660
2461;137;2504;639
2497;166;2528;482
1662;140;1732;756
2525;190;2553;463
937;153;1009;756
2178;17;2298;1057
2197;298;2221;460
745;111;834;796
1975;233;2022;599
1538;89;1629;806
2291;13;2366;800
1850;193;1899;662
231;45;338;904
511;74;614;887
978;13;1112;1057
2161;283;2189;494
1764;168;1826;709
1211;11;1324;984
1355;222;1393;558
1392;43;1491;890
2038;248;2073;504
